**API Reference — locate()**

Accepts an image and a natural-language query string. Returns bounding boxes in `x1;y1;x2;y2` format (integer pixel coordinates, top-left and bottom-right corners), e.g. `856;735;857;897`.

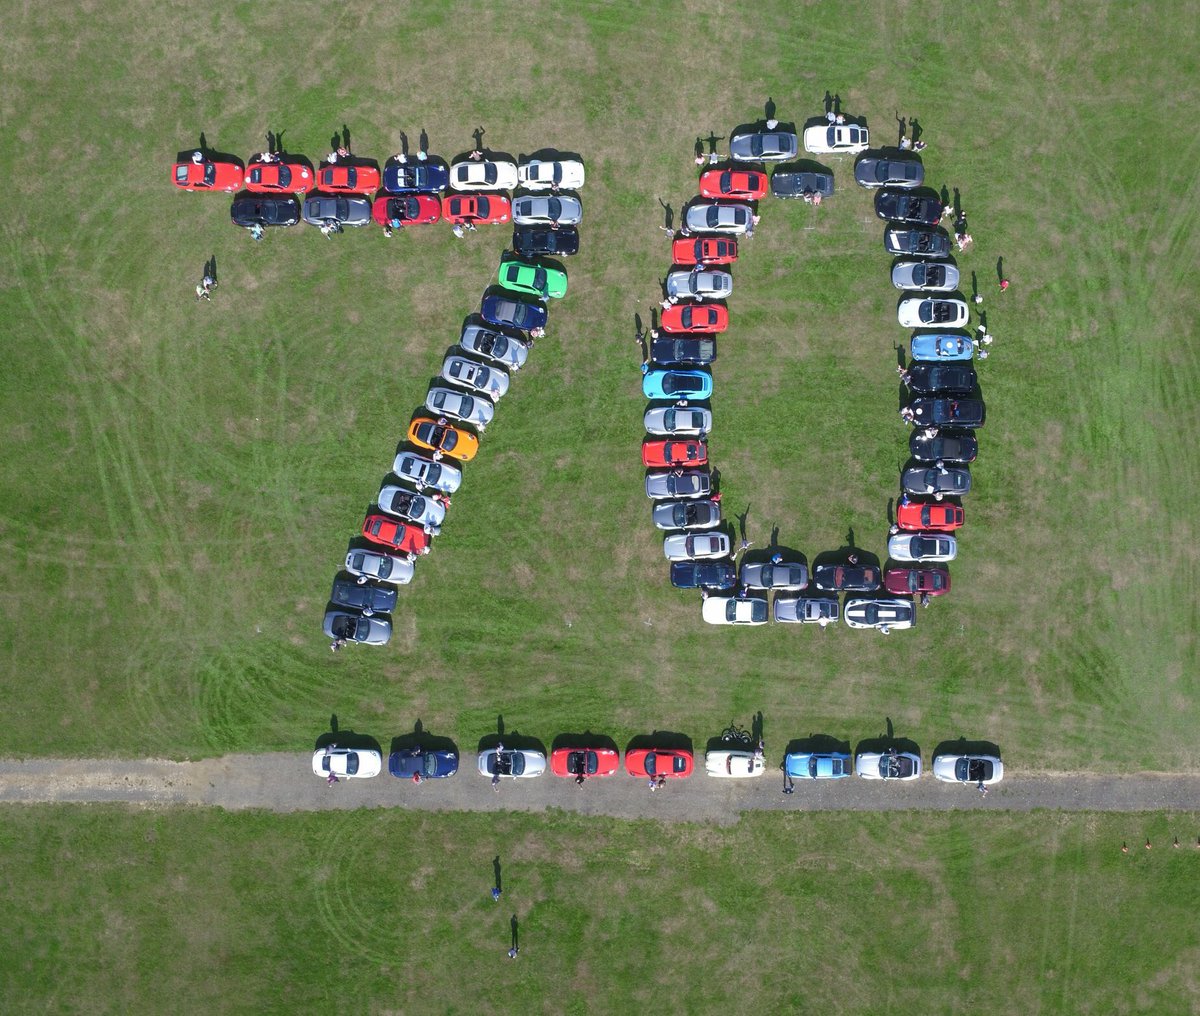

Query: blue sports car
388;748;459;780
643;369;713;401
481;294;547;332
910;333;974;362
784;752;852;780
383;162;449;193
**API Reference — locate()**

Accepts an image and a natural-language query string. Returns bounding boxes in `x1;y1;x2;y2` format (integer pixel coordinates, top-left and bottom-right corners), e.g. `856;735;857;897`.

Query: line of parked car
301;149;584;648
171;146;583;252
642;121;844;626
861;139;987;630
314;738;1004;788
640;109;989;631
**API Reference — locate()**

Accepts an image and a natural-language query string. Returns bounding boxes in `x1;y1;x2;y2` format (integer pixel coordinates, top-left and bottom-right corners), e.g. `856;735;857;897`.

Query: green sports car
496;255;567;300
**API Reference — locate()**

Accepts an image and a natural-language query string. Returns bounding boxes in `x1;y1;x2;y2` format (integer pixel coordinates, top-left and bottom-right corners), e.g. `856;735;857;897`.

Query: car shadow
854;734;921;758
624;730;693;754
785;733;853;757
477;729;546;756
731;119;797;139
932;736;1002;760
774;157;833;177
451;148;517;167
705;723;756;754
389;719;458;758
811;546;881;572
314;726;381;754
520;146;584;164
551;731;619;754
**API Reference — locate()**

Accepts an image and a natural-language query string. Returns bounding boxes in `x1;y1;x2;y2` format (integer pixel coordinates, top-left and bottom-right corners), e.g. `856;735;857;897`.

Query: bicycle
720;724;753;746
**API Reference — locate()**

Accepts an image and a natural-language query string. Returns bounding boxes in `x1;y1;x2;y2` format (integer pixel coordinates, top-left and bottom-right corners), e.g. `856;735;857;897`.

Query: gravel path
2;756;1198;823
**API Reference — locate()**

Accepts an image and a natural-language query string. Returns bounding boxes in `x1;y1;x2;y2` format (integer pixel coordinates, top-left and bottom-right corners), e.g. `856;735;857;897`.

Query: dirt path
1;756;1198;823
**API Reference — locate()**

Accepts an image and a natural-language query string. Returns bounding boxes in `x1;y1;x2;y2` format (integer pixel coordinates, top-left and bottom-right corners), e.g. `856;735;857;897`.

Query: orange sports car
625;748;694;780
244;158;312;194
361;513;430;554
406;417;479;461
699;168;767;200
172;156;243;192
550;746;619;780
317;163;382;194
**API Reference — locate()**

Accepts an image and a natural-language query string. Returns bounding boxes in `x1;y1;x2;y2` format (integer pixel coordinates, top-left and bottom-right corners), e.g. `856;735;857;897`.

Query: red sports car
699;169;767;200
660;303;728;334
625;748;694;780
884;566;951;596
642;438;708;468
441;194;511;225
550;747;619;779
317;163;382;194
672;236;738;265
171;156;243;192
243;158;312;194
372;194;441;227
895;499;964;532
361;513;430;554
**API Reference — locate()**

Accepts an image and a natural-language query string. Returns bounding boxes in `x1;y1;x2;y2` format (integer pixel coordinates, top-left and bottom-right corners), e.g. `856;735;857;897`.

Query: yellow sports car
406;417;479;461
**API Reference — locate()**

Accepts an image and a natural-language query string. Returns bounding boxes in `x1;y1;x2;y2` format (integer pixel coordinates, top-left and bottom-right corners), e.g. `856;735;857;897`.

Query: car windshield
705;205;720;226
483;164;497;184
720;171;732;191
665;374;702;394
402;198;418;218
533;267;546;290
476;196;490;217
545;198;561;219
388;490;414;513
749;136;765;156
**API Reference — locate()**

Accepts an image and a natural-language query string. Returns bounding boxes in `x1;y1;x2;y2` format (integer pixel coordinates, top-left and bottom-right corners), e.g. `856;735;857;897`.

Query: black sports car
901;466;972;496
909;398;986;429
650;336;717;366
231;196;300;227
884;227;951;257
670;560;737;589
813;564;881;592
907;363;978;395
512;224;579;257
330;576;398;615
909;430;979;463
874;189;942;224
854;156;924;189
770;170;834;199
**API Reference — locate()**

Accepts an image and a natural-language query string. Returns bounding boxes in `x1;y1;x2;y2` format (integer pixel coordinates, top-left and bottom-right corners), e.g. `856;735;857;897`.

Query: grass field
2;805;1198;1014
3;1;1200;1011
3;3;1198;770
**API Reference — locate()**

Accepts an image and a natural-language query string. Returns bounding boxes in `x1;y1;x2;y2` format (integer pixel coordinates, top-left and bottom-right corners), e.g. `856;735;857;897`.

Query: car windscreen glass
423;753;437;776
202;164;215;185
346;753;360;775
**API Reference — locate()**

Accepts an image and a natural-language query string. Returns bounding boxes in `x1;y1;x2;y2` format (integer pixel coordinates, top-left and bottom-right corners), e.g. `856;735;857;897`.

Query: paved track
2;756;1198;823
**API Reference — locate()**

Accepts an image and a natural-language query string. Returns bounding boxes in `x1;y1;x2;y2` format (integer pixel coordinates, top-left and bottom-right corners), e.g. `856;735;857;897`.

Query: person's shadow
910;118;923;142
823;91;833;115
658;197;674;232
419;128;429;155
846;526;856;548
510;914;519;952
204;255;217;282
694;137;704;160
472;126;486;150
705;132;724;154
397;131;409;156
634;313;648;362
970;270;979;302
996;256;1005;285
493;856;503;895
895;112;906;146
765;96;776;122
497;714;505;737
735;504;751;547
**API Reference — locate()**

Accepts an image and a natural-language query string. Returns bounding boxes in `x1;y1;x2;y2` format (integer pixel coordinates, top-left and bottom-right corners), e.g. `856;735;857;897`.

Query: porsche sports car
372;194;441;227
244;158;311;194
172;155;243;192
317;163;381;194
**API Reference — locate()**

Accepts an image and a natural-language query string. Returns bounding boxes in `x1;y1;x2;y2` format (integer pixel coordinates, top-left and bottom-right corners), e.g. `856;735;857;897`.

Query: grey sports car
730;130;799;162
739;560;809;590
302;195;371;227
644;469;711;499
854;156;925;189
891;260;960;291
652;498;722;530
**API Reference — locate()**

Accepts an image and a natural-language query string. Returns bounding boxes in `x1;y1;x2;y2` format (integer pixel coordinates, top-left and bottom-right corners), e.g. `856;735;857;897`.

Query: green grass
2;805;1198;1014
2;0;1198;772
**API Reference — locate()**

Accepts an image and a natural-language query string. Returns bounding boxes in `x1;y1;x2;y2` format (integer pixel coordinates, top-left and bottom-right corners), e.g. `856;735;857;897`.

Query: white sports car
855;750;921;780
843;598;915;631
517;158;585;190
449;159;518;191
932;754;1004;786
312;747;382;779
803;123;870;154
701;596;769;626
897;297;970;328
705;749;766;778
